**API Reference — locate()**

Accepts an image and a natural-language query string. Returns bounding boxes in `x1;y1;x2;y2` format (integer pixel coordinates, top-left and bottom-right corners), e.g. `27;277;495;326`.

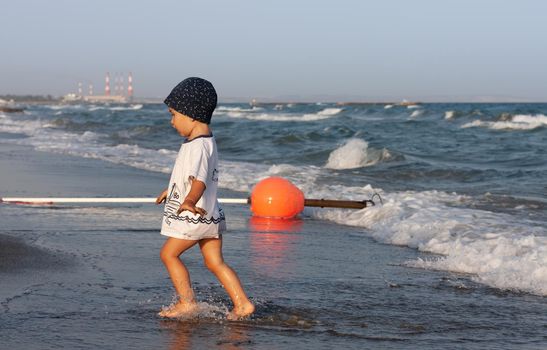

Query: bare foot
158;301;199;318
227;301;255;320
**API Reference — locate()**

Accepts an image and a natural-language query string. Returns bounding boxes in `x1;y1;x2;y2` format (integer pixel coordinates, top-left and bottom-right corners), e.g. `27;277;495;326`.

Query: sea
0;102;546;349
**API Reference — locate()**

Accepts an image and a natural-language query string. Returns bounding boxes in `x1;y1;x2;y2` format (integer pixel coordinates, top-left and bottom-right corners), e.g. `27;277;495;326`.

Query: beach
1;103;547;349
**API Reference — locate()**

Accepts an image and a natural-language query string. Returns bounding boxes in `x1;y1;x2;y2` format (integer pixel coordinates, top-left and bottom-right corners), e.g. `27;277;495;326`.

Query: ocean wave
220;161;323;194
462;114;547;130
110;104;143;111
444;110;455;120
222;108;342;122
88;104;143;111
0;112;319;181
0;114;44;134
215;106;263;113
45;104;84;110
409;110;423;118
0;113;173;173
0;112;321;184
313;188;547;296
39;139;174;174
316;108;343;116
325;138;395;169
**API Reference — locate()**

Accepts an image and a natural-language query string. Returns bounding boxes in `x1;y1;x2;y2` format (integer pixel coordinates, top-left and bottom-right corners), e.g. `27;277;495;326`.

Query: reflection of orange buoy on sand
249;217;302;277
250;177;305;219
249;216;303;233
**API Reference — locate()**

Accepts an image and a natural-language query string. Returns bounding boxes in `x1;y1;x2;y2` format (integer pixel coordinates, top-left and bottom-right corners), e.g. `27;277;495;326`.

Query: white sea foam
444;111;455;120
0;114;44;134
461;120;482;128
46;104;84;110
325;138;393;169
222;108;342;122
110;104;143;111
88;104;143;111
0;113;174;173
316;108;343;116
409;110;423;118
47;105;66;110
313;189;547;296
384;104;394;109
462;114;547;130
215;106;263;113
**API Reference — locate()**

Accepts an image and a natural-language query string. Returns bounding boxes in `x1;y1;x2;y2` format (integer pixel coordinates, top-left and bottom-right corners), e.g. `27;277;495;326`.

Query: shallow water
2;200;546;349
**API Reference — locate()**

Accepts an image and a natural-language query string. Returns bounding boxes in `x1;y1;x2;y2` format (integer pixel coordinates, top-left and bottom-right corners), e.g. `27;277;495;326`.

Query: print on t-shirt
165;183;181;226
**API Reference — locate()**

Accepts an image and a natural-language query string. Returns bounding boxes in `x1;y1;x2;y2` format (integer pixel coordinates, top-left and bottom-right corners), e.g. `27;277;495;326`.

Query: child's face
169;108;194;137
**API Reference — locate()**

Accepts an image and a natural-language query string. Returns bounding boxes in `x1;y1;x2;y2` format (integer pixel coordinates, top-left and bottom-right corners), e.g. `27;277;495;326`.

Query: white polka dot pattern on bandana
164;77;217;124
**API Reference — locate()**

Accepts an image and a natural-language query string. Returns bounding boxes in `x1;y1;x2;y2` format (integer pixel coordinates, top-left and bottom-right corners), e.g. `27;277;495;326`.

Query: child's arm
177;176;207;216
155;188;168;204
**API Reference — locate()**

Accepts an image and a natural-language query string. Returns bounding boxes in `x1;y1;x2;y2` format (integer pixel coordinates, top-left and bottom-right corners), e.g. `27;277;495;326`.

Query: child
155;77;254;320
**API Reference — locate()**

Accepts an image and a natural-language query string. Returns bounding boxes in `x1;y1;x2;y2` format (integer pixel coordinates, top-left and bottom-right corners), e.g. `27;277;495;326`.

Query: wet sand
0;233;72;272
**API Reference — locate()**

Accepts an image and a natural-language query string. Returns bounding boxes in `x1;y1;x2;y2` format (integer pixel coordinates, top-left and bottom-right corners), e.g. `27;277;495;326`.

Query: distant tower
105;72;111;96
114;73;119;95
78;82;83;97
119;73;125;96
89;84;93;96
127;72;133;100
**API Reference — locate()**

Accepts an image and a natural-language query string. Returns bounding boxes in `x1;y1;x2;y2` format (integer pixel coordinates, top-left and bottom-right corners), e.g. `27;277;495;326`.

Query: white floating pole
1;196;378;209
0;197;249;205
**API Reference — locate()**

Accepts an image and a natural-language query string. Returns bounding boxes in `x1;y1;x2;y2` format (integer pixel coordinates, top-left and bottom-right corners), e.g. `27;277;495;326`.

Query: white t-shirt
161;135;226;240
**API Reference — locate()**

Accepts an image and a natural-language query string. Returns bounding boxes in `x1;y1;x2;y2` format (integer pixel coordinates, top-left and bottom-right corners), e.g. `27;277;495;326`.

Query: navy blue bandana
164;77;217;124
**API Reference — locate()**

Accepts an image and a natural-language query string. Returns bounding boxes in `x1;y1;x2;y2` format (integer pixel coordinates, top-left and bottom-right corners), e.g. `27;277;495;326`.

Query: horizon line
2;94;547;104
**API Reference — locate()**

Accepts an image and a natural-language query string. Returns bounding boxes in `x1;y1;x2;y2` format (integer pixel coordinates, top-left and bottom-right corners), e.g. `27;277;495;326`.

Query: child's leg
159;237;199;317
199;237;255;319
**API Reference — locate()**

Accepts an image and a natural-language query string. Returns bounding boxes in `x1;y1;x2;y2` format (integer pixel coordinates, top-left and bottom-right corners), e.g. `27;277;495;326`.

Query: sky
1;0;547;102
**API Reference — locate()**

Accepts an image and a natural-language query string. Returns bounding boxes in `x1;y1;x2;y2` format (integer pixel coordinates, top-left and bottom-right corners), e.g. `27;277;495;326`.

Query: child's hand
155;189;168;204
177;199;207;216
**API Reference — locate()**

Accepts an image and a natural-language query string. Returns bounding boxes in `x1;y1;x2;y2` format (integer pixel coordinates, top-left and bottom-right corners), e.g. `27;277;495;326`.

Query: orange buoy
250;177;305;218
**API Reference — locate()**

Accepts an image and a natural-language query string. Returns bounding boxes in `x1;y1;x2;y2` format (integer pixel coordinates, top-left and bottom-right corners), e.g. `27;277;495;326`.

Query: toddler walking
155;77;254;319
